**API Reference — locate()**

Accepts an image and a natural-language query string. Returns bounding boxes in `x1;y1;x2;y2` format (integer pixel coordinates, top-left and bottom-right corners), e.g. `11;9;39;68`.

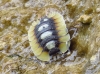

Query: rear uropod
28;12;70;61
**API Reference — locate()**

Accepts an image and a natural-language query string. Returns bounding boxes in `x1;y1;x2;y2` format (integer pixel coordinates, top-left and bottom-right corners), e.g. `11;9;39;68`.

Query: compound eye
38;24;49;31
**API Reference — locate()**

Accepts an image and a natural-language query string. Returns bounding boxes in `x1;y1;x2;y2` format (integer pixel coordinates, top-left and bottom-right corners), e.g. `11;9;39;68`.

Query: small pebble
96;8;100;13
77;14;92;23
0;41;6;51
90;55;96;64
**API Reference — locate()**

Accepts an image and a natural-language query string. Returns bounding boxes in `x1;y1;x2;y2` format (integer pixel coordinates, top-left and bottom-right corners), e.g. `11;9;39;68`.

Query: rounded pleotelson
28;12;70;61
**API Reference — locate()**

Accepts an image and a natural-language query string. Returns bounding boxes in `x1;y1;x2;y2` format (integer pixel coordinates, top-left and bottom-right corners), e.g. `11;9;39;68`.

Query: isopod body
28;12;70;61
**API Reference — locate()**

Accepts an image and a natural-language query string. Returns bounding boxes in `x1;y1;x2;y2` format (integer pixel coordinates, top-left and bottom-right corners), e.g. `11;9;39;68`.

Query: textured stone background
0;0;100;74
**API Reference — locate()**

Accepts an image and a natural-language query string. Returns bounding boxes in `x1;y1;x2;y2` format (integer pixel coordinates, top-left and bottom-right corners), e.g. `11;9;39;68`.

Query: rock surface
0;0;100;74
